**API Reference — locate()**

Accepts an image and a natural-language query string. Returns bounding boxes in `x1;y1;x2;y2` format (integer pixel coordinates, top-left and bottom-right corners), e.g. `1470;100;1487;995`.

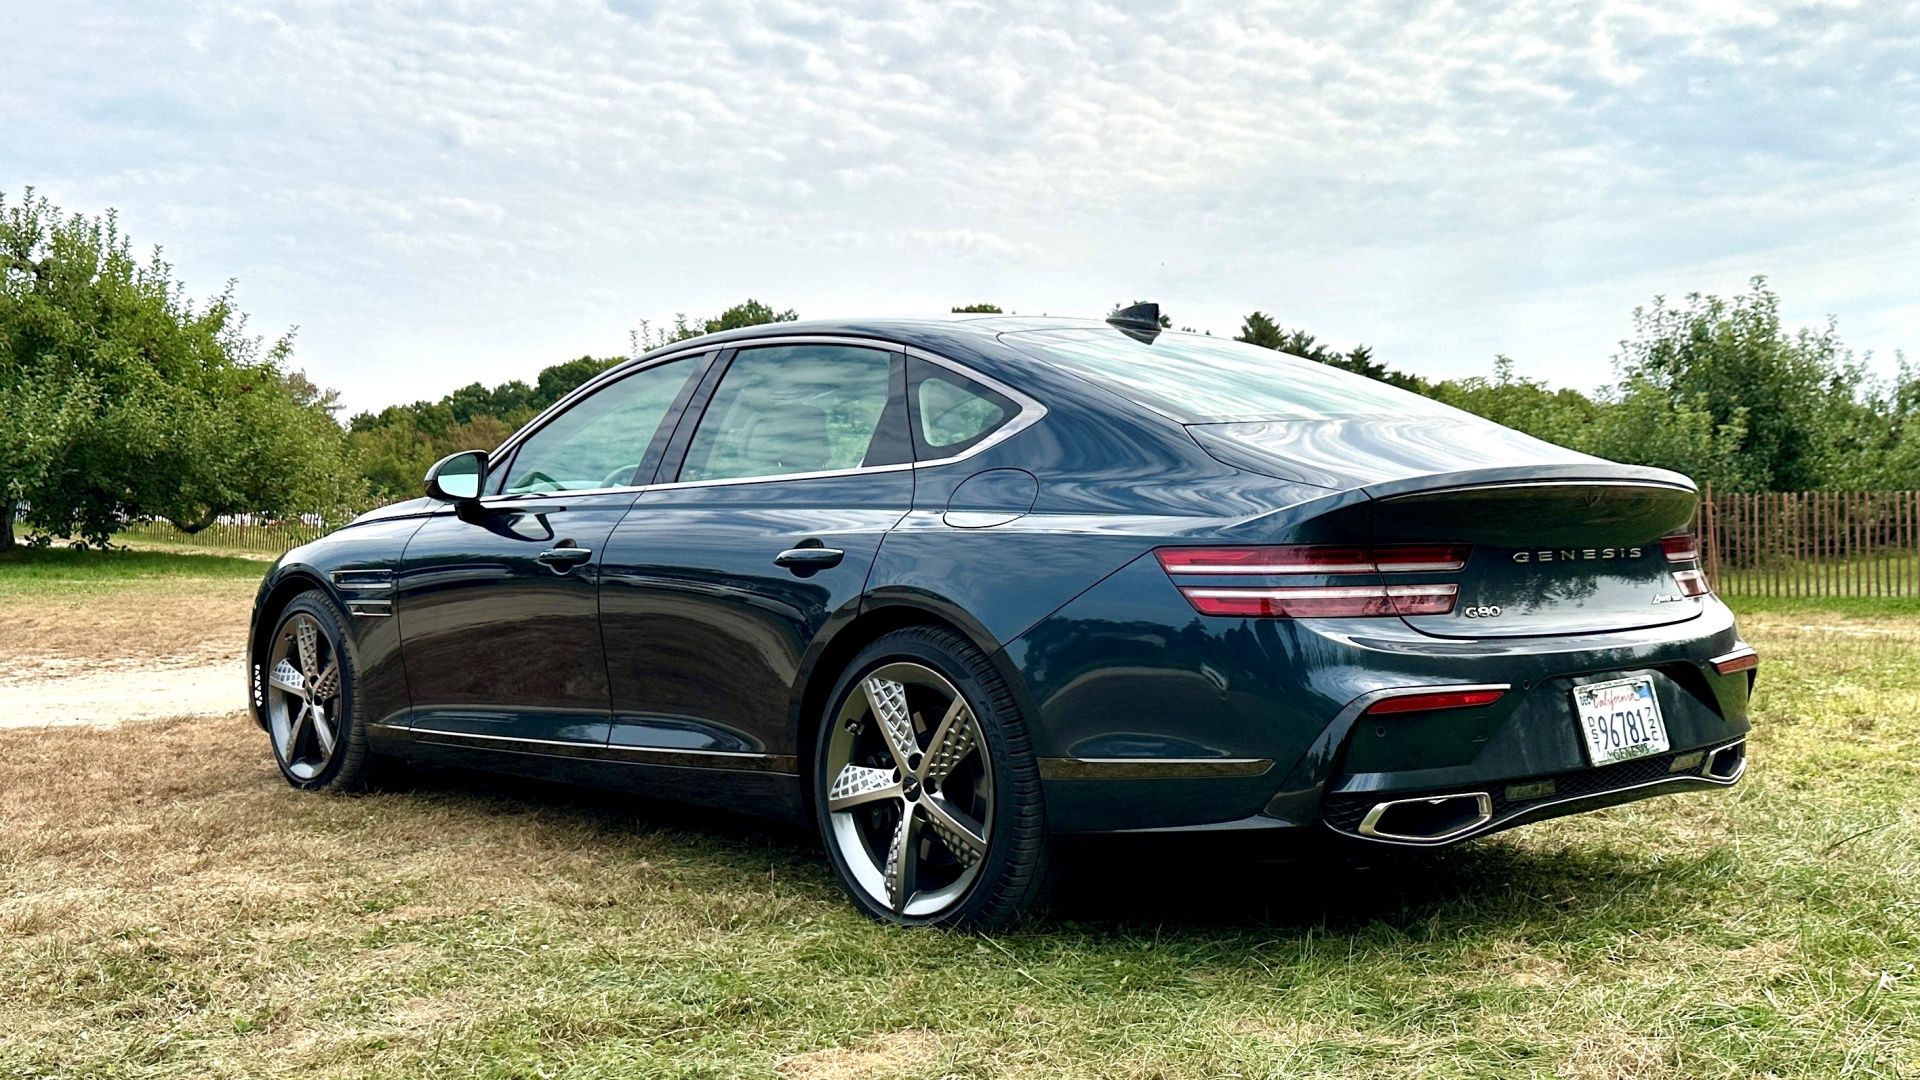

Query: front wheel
813;626;1051;928
262;591;376;791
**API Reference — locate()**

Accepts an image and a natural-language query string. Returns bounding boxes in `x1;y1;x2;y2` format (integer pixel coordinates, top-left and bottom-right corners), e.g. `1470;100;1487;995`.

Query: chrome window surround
468;335;1047;504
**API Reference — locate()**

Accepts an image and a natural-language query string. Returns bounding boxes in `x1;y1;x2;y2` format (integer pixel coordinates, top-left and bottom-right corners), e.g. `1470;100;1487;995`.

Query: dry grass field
1;550;1916;1078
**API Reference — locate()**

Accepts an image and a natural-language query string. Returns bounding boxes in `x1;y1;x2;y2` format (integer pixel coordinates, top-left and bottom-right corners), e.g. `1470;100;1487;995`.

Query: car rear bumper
1010;554;1754;839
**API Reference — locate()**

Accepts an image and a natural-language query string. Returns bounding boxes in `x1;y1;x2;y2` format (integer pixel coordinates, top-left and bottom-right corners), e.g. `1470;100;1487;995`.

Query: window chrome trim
469;335;1049;500
903;345;1049;469
483;347;718;481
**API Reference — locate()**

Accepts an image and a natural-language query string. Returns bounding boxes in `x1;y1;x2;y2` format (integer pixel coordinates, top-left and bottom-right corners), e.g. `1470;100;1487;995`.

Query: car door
395;352;710;744
598;340;913;764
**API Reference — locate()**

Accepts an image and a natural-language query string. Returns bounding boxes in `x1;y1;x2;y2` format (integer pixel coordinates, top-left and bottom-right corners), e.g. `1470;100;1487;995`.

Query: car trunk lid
1188;418;1704;638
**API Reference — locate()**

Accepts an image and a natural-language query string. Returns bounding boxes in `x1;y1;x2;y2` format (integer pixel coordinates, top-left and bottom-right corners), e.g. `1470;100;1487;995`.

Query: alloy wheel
824;662;994;918
266;612;344;781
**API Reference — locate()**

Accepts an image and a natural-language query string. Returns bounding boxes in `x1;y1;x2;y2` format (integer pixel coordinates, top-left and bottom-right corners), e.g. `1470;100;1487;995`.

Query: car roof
633;313;1120;358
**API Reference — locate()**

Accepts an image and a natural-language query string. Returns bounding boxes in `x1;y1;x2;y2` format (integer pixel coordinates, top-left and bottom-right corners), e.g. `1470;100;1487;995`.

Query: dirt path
0;659;245;729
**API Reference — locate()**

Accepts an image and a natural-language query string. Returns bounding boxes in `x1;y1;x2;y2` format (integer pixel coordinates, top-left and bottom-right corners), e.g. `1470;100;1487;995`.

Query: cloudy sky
7;1;1915;414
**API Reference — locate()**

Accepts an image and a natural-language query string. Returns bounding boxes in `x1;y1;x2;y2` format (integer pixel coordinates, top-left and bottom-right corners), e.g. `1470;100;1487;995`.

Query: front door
396;353;708;743
599;342;914;763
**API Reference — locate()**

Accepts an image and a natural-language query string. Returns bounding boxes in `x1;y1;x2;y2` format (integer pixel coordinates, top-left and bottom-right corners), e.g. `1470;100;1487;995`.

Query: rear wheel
263;592;374;791
813;627;1050;928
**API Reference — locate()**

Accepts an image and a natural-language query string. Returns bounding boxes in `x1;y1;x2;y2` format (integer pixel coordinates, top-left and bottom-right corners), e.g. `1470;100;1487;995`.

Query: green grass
0;546;268;598
2;608;1917;1077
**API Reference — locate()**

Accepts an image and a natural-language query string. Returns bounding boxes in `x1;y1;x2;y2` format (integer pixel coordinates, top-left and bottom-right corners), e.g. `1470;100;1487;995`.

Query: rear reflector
1710;649;1758;675
1155;544;1468;575
1673;568;1710;597
1661;534;1701;563
1364;687;1506;716
1178;583;1458;618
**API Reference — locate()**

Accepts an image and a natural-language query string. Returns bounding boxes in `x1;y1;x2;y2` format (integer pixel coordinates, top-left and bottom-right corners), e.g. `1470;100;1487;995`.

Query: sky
5;0;1916;415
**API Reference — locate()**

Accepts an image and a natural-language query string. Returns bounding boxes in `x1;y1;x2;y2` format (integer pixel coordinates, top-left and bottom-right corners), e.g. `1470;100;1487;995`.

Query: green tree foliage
952;303;1004;313
0;190;360;549
1238;280;1911;492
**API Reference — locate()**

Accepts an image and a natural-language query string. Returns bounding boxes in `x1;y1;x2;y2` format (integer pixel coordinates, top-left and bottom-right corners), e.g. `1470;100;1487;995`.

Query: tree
952;303;1003;313
1613;278;1861;491
0;189;361;548
704;298;797;335
1236;310;1426;391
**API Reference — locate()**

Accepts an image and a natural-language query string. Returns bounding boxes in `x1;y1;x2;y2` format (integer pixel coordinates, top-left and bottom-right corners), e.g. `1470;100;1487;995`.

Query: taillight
1662;533;1710;596
1660;534;1701;563
1157;544;1467;618
1154;544;1466;575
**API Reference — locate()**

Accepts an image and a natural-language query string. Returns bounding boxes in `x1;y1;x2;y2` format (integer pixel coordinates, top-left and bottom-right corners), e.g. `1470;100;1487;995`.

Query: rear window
1002;328;1458;422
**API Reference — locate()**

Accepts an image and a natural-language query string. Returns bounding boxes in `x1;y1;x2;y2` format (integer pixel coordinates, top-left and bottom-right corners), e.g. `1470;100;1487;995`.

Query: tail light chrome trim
1177;583;1459;618
1155;544;1468;575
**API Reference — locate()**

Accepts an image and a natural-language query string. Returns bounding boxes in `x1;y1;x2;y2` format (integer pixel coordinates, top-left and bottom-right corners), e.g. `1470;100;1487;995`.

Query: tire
812;625;1052;928
259;591;376;792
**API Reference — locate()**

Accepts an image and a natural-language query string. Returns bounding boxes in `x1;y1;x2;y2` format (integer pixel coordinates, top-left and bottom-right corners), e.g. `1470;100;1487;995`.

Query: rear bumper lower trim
1038;756;1274;780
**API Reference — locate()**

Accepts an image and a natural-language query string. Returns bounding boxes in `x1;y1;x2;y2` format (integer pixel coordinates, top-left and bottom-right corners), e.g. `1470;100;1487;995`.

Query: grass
2;554;1918;1077
0;547;262;678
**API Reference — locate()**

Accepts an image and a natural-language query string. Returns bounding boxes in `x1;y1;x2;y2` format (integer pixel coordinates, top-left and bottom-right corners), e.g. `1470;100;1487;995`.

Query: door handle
537;546;594;566
774;546;845;571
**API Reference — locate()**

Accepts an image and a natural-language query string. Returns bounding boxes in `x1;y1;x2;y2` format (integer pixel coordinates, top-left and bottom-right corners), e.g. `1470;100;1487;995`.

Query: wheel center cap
903;777;922;801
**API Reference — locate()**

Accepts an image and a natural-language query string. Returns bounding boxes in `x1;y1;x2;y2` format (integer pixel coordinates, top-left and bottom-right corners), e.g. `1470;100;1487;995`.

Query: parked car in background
246;306;1755;927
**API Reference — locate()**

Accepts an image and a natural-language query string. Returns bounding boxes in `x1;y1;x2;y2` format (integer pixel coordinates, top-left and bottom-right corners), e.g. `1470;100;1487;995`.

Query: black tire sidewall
812;627;1045;928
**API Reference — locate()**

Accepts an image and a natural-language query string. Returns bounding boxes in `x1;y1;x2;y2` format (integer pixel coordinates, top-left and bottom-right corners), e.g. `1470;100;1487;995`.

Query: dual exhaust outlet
1355;739;1747;843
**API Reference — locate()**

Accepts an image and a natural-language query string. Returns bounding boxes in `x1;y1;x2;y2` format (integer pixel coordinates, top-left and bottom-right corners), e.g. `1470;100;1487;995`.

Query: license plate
1573;675;1670;766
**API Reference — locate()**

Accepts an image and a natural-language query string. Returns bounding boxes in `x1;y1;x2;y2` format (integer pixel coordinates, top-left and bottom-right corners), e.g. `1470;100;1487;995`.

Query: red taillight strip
1156;544;1468;575
1661;535;1701;563
1362;685;1508;716
1177;583;1458;618
1710;647;1758;675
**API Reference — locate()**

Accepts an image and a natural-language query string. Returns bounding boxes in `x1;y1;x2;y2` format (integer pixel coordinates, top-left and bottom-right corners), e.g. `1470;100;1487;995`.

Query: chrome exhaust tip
1357;791;1493;843
1705;740;1747;782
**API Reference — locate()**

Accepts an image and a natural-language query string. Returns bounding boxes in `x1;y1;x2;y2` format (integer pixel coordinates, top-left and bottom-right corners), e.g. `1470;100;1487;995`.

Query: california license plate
1573;675;1670;766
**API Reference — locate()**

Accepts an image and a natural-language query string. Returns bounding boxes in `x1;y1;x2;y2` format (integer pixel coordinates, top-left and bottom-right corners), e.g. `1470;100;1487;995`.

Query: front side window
499;356;699;494
679;345;898;483
909;357;1017;458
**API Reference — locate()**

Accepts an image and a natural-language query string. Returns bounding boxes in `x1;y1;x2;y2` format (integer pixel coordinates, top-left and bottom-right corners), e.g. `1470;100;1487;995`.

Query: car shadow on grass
378;763;1703;940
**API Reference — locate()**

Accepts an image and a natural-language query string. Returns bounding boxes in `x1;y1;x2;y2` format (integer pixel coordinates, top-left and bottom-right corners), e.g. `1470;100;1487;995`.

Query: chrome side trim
398;724;799;774
1038;756;1273;780
1357;792;1492;842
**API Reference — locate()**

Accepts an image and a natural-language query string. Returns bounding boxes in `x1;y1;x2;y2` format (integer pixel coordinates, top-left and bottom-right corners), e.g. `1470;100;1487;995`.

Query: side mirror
425;450;488;502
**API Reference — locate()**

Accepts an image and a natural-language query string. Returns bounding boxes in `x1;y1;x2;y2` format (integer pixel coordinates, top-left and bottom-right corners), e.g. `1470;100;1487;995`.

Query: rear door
597;341;913;764
395;353;709;743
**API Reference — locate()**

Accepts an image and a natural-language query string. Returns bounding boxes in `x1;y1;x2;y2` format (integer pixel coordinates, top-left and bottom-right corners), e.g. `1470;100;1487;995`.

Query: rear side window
1002;327;1460;423
908;357;1017;459
679;344;902;483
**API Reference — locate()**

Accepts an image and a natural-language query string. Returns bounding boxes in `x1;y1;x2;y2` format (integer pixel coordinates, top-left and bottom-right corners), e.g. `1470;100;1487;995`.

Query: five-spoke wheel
815;627;1051;927
263;592;371;790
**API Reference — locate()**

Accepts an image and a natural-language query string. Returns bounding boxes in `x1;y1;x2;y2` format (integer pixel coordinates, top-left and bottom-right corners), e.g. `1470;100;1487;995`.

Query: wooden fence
114;516;334;555
1700;487;1920;599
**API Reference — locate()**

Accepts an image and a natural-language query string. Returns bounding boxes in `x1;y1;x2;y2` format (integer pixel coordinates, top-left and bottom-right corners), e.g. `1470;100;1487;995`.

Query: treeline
8;188;1910;553
351;282;1915;502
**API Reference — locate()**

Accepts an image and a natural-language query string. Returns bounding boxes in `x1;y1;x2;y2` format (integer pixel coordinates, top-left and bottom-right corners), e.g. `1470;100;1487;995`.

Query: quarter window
909;358;1017;458
499;357;699;494
679;345;899;483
